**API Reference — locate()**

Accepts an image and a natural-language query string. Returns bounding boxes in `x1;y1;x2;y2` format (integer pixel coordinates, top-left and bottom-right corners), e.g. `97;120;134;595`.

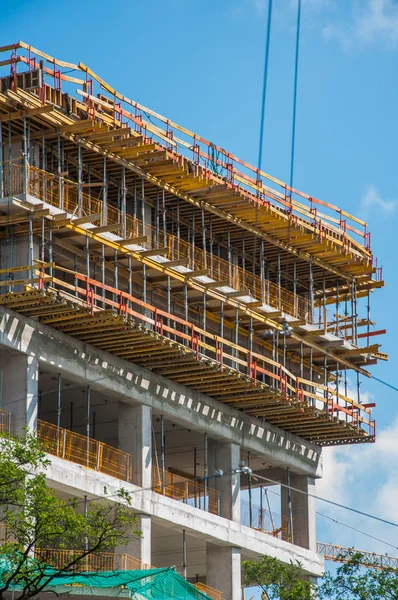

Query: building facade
0;41;386;599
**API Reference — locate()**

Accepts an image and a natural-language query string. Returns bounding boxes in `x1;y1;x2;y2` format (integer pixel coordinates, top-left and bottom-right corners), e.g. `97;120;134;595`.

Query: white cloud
361;184;396;215
323;0;398;48
354;0;398;46
246;0;267;14
317;416;398;553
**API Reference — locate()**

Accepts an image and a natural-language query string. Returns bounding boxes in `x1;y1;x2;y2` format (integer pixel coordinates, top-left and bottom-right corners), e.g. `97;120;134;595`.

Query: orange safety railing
152;467;220;516
34;548;153;572
195;582;224;600
0;42;370;256
0;409;11;435
5;161;311;322
37;419;133;483
30;262;374;438
72;90;369;255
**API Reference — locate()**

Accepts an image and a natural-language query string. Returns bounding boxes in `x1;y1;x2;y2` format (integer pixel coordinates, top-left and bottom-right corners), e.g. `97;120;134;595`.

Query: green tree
319;553;398;600
0;431;140;600
243;555;317;600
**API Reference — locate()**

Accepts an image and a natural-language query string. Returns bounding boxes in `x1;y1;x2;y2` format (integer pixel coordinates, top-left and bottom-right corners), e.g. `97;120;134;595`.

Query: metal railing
29;262;374;438
195;582;224;600
37;419;133;483
0;409;11;435
6;162;384;336
36;548;224;597
0;41;371;257
35;548;153;572
4;161;311;323
152;467;220;516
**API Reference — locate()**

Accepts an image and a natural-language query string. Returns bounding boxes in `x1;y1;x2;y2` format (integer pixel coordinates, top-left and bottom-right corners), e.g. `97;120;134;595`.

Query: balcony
35;548;152;572
37;419;221;516
37;420;133;483
36;549;223;598
241;499;291;543
153;467;220;515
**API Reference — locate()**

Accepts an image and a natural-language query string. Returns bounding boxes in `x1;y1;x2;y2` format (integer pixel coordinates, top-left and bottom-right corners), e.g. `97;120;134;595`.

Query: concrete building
0;41;385;599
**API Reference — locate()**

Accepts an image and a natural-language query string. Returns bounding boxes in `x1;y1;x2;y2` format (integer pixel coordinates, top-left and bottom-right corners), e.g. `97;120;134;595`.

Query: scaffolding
0;41;387;447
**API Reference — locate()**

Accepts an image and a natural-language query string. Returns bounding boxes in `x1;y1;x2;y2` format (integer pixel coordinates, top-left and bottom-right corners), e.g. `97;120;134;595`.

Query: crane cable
371;374;398;393
289;0;302;193
257;0;273;177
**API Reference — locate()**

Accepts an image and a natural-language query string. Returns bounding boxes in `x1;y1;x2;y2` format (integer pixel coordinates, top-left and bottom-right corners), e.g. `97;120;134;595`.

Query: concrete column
206;543;241;600
208;440;240;522
118;402;152;489
115;513;151;568
2;352;38;434
281;473;316;552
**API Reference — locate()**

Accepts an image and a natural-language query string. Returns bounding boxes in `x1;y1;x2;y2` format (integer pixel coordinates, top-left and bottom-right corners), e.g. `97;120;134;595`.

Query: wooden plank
81;182;104;188
167;259;190;268
0;104;54;123
203;279;230;289
18;41;79;69
183;269;209;279
92;223;122;234
224;289;250;298
118;236;148;246
71;213;102;226
138;247;169;258
0;208;50;225
0;56;22;68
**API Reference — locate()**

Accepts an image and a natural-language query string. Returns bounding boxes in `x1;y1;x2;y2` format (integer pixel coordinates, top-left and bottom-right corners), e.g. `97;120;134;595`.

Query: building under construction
0;41;386;599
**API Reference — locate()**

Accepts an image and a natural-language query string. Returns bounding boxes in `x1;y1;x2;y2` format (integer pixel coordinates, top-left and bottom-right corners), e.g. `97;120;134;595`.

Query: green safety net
0;557;210;599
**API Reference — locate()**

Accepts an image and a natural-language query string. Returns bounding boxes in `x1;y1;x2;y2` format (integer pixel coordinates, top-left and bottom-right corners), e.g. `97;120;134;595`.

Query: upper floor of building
0;41;387;447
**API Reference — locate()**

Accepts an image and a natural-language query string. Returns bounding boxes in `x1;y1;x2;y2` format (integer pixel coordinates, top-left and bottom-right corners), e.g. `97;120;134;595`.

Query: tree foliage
244;552;398;600
243;555;317;600
319;553;398;600
0;431;140;600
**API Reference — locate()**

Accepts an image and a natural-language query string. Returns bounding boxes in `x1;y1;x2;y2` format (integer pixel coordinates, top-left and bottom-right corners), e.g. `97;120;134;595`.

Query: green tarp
0;557;209;599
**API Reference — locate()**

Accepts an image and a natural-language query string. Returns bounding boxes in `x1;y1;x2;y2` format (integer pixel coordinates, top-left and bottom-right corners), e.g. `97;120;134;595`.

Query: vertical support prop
23;116;28;195
160;415;165;495
193;446;197;509
203;432;208;512
287;467;294;544
309;260;314;324
248;451;252;528
48;222;53;278
28;215;34;284
0;123;3;198
102;158;108;226
260;238;265;304
182;529;187;580
121;166;126;238
56;373;62;455
86;385;91;468
78;143;83;217
142;177;147;304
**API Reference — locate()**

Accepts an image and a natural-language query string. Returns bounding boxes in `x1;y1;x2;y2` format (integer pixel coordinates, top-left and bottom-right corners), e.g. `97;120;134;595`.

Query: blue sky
2;0;398;594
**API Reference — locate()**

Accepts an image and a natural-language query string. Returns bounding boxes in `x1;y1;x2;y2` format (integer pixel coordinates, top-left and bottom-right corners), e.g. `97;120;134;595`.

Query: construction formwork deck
0;41;386;448
0;174;385;375
0;265;374;447
0;42;382;290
